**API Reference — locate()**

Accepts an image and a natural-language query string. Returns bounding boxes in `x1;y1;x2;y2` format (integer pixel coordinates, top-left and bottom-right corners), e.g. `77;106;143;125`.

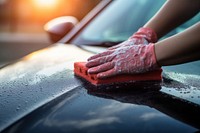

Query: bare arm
86;23;200;79
155;22;200;66
144;0;200;39
86;1;200;78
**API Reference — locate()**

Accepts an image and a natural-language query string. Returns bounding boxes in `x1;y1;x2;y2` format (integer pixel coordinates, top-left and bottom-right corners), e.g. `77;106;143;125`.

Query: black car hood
0;44;93;131
0;44;200;132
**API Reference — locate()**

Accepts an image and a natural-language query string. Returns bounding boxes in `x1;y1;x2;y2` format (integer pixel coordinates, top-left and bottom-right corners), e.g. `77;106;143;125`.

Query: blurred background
0;0;100;66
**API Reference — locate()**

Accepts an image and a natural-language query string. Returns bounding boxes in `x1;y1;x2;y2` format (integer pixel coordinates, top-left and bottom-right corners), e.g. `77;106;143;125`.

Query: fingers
108;40;133;50
108;45;121;50
88;62;114;74
86;55;114;68
108;42;125;50
97;68;117;79
87;50;113;61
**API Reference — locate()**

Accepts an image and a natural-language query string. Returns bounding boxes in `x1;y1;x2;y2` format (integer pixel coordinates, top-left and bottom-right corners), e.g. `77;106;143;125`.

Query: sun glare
33;0;58;8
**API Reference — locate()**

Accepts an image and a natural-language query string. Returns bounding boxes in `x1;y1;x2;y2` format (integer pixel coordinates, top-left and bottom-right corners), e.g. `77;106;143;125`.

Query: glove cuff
148;43;161;69
131;27;158;43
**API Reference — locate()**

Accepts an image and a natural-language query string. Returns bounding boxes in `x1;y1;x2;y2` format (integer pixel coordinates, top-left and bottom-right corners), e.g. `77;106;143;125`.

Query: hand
108;27;157;50
86;43;160;79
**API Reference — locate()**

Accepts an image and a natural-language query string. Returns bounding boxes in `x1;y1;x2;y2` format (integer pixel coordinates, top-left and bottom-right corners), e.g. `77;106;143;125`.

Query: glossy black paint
0;44;200;133
0;44;92;131
2;79;200;133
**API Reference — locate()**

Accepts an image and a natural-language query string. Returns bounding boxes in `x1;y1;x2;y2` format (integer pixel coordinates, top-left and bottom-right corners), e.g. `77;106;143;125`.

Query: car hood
0;44;93;131
0;44;200;132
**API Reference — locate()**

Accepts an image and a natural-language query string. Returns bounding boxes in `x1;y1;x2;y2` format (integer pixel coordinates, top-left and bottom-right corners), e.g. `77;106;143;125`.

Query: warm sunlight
32;0;58;8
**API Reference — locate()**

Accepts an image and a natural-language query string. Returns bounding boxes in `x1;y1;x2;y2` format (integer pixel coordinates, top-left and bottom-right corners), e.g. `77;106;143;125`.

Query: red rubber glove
108;27;157;50
86;43;160;79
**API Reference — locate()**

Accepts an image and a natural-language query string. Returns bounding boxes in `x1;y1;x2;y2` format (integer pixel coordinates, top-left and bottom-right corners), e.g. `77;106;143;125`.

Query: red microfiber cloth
74;62;162;86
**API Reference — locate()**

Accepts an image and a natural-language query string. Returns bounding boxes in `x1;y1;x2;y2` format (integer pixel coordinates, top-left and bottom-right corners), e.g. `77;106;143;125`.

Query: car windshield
72;0;200;46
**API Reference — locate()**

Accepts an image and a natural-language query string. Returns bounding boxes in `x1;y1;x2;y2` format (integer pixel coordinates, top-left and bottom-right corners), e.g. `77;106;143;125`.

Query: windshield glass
72;0;200;46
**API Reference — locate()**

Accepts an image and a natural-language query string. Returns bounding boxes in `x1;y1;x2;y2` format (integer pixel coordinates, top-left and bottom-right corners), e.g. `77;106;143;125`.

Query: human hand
86;43;160;79
108;27;157;50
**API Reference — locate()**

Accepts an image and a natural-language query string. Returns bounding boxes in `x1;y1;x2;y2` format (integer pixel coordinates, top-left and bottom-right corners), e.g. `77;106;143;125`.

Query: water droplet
16;106;20;111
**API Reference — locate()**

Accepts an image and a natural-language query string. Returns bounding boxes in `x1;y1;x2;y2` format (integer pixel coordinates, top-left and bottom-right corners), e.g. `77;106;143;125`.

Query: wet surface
2;84;199;133
0;44;200;132
0;44;92;131
0;65;80;132
161;62;200;105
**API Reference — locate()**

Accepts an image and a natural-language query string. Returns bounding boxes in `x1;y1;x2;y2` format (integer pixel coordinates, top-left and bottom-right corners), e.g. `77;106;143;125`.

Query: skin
87;0;200;79
155;22;200;66
144;0;200;66
144;0;200;39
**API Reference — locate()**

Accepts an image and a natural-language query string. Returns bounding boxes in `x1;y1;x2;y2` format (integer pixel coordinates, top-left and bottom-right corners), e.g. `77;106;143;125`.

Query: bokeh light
32;0;58;8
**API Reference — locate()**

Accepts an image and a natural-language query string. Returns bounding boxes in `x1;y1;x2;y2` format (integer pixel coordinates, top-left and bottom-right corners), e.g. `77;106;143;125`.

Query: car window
72;0;200;46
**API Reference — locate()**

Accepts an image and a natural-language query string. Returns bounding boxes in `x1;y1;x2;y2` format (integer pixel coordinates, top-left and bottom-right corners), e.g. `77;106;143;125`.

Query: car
0;0;200;133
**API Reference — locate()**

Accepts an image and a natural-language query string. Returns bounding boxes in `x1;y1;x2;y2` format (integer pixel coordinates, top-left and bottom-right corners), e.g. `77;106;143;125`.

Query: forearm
155;22;200;66
144;0;200;39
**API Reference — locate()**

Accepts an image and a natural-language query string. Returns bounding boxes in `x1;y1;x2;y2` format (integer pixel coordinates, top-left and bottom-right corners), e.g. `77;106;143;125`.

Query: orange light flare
31;0;62;22
32;0;58;9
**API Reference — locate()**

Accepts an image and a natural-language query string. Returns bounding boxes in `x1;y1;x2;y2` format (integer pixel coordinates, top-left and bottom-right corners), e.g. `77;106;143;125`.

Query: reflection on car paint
161;71;200;105
3;85;199;133
0;45;92;132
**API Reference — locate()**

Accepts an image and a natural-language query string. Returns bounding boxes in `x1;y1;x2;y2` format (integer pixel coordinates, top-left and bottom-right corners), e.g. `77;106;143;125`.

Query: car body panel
1;44;200;132
2;80;200;133
0;44;93;131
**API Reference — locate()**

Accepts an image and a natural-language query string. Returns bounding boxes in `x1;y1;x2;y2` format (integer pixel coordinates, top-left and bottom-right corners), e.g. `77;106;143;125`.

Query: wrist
131;27;158;43
148;43;161;69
